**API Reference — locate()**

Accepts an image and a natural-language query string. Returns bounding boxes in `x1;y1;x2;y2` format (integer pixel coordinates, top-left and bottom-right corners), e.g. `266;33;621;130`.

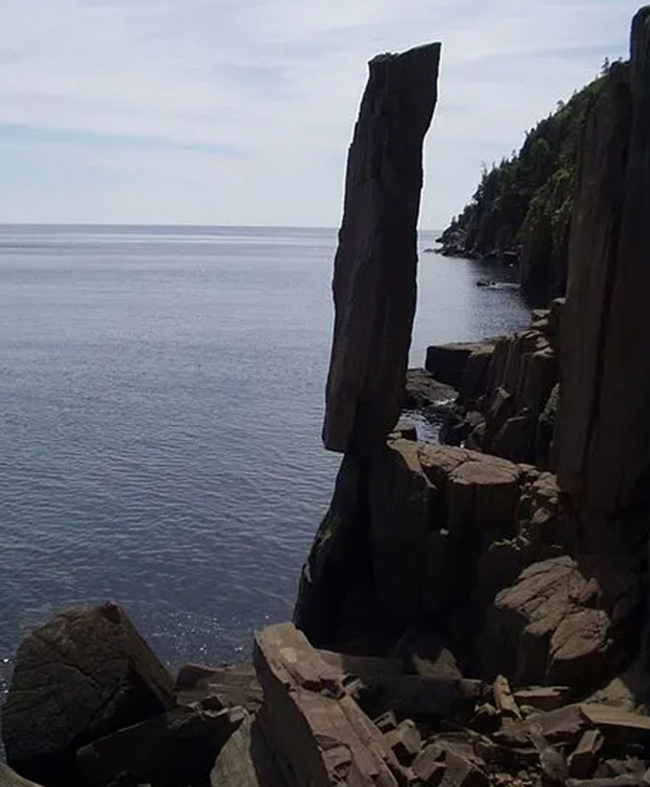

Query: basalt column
295;43;441;645
555;8;650;554
322;44;441;459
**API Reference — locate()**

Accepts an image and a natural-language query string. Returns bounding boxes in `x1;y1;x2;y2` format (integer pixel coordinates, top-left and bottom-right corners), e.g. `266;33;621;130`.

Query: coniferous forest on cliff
438;62;617;303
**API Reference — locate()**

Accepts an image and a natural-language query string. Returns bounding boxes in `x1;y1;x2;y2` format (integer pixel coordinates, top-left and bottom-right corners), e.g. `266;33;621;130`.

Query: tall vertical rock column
322;44;441;459
295;44;441;645
555;8;650;554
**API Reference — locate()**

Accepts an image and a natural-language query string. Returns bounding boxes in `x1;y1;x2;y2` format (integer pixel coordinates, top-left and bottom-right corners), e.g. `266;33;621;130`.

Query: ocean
0;224;530;687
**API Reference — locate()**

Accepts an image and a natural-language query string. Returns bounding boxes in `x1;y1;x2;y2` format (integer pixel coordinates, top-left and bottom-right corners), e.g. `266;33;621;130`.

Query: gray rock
1;603;174;786
322;44;441;458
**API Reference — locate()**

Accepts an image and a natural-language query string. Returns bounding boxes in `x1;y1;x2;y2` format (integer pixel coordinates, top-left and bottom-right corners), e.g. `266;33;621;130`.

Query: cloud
0;0;640;226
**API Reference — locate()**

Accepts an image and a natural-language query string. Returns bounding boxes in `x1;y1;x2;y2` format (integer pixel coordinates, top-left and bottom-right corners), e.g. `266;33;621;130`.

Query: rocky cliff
3;11;650;787
437;68;608;303
296;5;650;717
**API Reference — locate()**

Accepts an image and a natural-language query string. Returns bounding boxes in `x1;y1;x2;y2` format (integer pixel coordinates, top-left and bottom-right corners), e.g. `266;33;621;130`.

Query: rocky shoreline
3;8;650;787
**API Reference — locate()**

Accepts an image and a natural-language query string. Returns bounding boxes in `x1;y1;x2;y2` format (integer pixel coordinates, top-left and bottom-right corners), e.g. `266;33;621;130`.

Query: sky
0;0;641;228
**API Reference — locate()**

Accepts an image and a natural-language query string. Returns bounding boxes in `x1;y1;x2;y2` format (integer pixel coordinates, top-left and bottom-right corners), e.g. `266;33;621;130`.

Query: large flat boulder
322;43;441;458
426;341;497;389
1;603;175;785
253;623;400;786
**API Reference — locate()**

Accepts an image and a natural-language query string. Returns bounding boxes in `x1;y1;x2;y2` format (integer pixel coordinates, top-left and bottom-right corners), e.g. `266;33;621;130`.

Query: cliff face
555;9;650;555
296;8;650;707
438;73;607;303
323;44;441;458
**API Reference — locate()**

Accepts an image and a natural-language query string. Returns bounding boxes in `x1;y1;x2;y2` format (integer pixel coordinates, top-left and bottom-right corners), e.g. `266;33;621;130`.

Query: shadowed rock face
555;8;650;553
322;43;441;459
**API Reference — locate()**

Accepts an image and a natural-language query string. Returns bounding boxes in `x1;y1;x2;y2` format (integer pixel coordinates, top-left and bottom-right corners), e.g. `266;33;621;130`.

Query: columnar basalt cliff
323;44;442;459
3;13;650;787
555;9;650;556
296;7;650;710
295;42;443;645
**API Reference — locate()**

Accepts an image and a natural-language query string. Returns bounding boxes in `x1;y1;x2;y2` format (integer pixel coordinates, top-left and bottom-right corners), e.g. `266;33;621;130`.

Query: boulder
77;706;245;787
479;556;640;690
426;341;497;389
1;603;175;785
405;368;457;411
579;704;650;748
384;719;421;765
568;730;605;779
210;711;287;787
175;662;262;713
253;623;400;786
322;43;441;458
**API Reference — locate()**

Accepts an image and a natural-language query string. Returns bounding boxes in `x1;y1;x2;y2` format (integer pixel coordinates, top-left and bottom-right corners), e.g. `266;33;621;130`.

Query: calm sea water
0;225;530;686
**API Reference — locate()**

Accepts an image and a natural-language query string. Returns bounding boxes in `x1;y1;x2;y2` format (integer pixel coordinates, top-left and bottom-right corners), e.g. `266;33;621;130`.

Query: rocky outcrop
425;340;499;389
434;302;562;469
479;556;640;692
296;438;576;661
322;43;441;458
554;8;650;555
1;603;175;785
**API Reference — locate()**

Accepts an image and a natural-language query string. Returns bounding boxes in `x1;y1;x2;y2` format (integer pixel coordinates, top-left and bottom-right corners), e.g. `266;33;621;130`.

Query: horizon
0;0;641;227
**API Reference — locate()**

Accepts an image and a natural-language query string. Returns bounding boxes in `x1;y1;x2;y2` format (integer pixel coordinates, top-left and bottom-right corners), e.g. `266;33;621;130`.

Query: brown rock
385;720;422;765
494;705;588;749
1;604;174;786
390;419;419;441
470;703;501;734
175;662;262;712
322;44;441;458
77;706;244;787
317;650;403;680
412;744;447;784
372;675;484;719
479;556;639;690
426;342;497;389
513;687;571;713
440;748;489;787
568;730;605;779
367;439;439;621
210;711;287;787
405;369;457;412
253;623;400;786
374;710;398;733
493;675;522;723
447;456;521;545
406;632;462;680
580;704;650;747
